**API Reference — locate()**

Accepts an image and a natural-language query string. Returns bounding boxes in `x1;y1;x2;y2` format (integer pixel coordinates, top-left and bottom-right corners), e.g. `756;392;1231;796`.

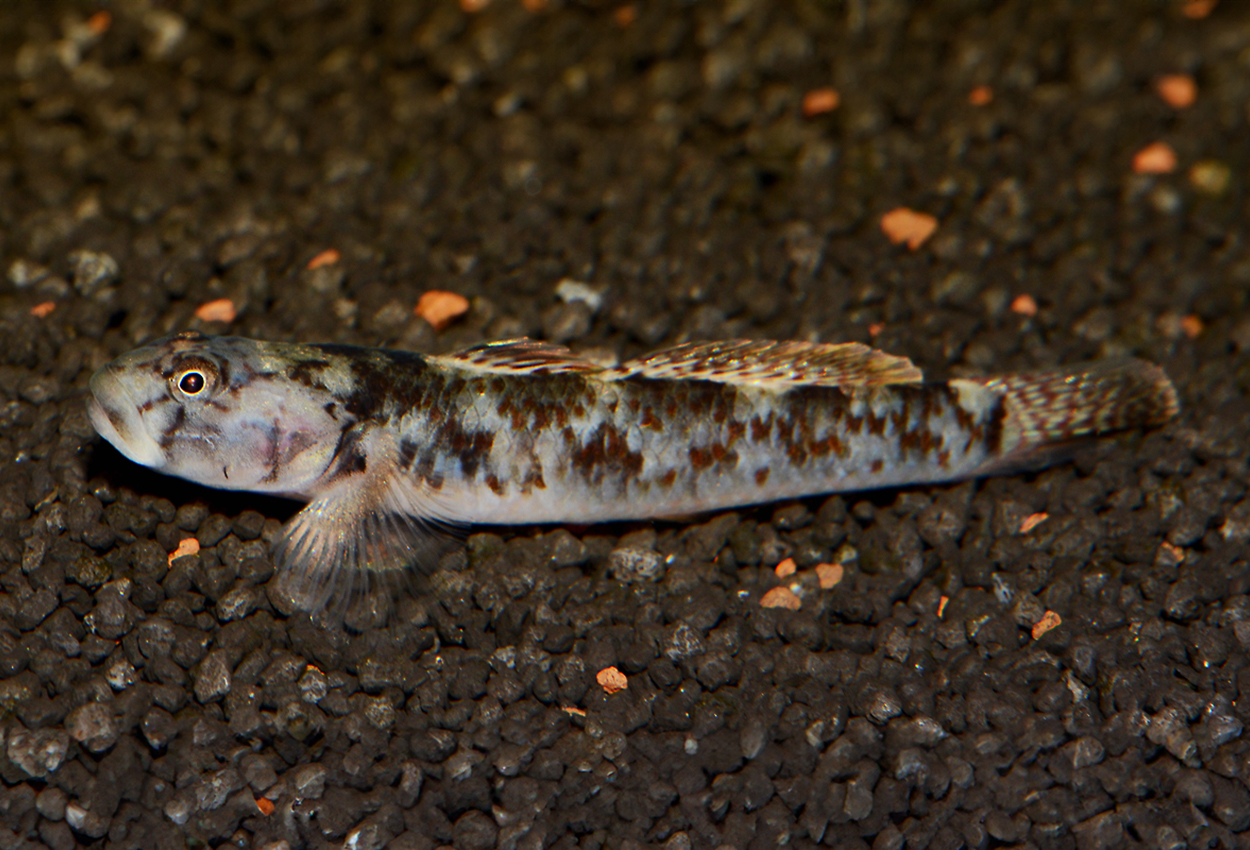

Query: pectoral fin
272;428;456;615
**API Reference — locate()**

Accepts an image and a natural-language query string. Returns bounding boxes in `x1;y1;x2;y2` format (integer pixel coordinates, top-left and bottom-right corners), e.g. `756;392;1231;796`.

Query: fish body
89;331;1178;609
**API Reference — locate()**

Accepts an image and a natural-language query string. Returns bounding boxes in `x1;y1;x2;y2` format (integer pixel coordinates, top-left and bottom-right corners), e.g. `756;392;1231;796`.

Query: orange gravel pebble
880;207;938;250
802;88;841;117
562;706;586;717
938;596;949;618
306;248;341;270
1032;610;1062;640
760;586;802;610
1156;74;1197;108
968;85;993;106
1181;0;1217;19
255;798;275;816
168;537;200;565
459;0;491;11
195;298;237;323
867;322;885;338
1010;294;1038;317
815;563;844;589
1019;512;1049;534
613;4;636;27
414;290;470;330
522;0;548;10
87;10;112;34
774;557;797;578
30;302;56;318
1157;541;1186;567
1132;142;1177;175
1158;312;1204;340
596;667;628;694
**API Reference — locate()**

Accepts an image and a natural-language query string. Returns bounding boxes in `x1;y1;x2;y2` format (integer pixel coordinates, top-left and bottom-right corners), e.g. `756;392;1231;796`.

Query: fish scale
88;331;1178;612
419;378;974;523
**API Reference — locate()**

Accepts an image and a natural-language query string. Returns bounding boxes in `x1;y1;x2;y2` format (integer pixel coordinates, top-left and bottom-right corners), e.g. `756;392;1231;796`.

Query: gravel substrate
3;2;1250;849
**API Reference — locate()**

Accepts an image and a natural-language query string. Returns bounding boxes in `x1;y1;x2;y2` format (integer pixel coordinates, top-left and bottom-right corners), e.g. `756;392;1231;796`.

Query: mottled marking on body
689;447;712;471
287;359;331;391
569;420;643;484
520;466;546;493
159;406;187;448
89;332;1179;546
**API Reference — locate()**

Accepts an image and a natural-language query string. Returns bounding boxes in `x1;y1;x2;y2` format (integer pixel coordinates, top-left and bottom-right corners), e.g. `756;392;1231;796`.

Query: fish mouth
88;367;166;469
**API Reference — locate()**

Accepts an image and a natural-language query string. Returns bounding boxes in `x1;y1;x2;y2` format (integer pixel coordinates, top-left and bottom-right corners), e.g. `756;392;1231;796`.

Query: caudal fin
979;358;1178;469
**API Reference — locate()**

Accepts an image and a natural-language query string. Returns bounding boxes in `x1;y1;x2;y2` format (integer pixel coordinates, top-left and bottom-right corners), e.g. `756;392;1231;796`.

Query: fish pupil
179;372;205;394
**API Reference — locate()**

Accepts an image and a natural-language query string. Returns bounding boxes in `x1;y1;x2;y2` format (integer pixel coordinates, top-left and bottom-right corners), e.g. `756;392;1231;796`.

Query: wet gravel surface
3;1;1250;848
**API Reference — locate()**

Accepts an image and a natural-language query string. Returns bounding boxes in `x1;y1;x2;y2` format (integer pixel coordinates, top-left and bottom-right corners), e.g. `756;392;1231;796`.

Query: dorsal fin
612;340;923;388
439;339;605;376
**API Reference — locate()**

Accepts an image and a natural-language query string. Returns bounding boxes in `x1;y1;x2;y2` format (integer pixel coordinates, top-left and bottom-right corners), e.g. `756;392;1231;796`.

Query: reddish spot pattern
521;467;546;493
370;356;1009;512
568;421;643;485
689;447;712;471
750;413;773;442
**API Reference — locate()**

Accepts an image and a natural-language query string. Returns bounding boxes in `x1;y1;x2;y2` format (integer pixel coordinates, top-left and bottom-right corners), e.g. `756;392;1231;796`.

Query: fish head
89;331;346;497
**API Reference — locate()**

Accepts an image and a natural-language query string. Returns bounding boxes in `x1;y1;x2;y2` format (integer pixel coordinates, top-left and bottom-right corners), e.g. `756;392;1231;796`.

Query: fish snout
87;365;167;468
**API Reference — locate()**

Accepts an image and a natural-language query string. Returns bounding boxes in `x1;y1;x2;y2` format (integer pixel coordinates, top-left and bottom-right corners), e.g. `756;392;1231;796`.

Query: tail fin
980;358;1178;469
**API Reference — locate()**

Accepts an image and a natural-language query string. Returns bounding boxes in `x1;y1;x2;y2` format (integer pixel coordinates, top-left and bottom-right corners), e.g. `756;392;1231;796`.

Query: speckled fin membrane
441;339;605;375
273;454;454;612
979;358;1180;446
614;339;924;388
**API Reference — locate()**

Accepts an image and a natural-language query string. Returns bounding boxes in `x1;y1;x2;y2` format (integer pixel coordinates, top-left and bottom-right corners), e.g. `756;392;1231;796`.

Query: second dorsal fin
613;339;923;388
439;339;605;376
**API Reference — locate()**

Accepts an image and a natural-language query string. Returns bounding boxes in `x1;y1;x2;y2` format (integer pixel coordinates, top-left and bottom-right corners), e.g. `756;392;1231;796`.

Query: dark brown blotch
324;427;367;483
287;358;331;391
750;413;773;442
689;447;712;471
521;465;546;493
398;438;418;472
568;421;643;485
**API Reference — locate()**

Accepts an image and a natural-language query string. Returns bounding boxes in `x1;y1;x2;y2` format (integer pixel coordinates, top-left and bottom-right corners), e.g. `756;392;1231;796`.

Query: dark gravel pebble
0;2;1247;849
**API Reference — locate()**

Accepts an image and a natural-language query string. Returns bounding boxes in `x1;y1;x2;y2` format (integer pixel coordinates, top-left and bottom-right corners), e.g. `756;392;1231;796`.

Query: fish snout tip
85;365;167;468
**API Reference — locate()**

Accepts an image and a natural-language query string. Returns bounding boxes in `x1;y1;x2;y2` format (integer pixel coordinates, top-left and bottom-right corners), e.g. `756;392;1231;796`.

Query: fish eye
169;355;220;399
178;371;206;395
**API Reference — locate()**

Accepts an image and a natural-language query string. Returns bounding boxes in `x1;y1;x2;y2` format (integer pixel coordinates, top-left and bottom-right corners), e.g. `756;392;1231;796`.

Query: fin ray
614;339;923;387
983;358;1179;447
966;358;1178;477
439;339;604;376
272;427;459;615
